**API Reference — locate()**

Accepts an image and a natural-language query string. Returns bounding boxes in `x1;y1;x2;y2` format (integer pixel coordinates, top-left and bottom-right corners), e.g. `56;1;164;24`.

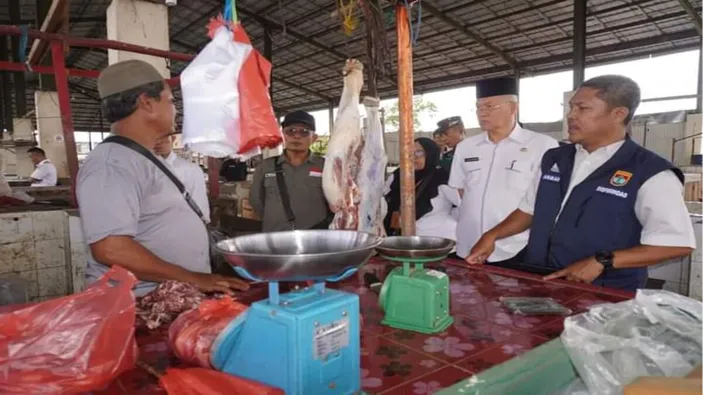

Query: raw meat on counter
137;281;208;330
322;59;387;235
168;297;247;368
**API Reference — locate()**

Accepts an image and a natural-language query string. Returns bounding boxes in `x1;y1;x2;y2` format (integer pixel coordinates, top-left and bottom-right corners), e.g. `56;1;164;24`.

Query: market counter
100;259;632;394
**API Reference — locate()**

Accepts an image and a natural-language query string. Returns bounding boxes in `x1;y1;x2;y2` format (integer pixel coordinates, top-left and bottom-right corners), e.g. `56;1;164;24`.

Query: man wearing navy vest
466;75;696;292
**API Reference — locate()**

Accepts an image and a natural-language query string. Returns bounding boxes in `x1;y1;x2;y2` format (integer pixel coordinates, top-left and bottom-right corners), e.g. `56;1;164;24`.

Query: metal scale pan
216;229;383;283
376;235;456;261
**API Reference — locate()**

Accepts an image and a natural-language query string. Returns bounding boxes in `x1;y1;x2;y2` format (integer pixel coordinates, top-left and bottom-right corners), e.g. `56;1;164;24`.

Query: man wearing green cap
436;116;465;171
76;59;248;296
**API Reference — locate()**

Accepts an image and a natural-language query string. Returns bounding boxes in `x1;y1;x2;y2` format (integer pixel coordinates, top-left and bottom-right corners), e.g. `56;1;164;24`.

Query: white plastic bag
561;290;702;395
181;26;252;158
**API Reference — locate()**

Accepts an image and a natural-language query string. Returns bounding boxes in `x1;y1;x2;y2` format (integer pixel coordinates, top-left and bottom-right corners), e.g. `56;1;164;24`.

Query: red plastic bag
233;24;282;154
168;296;247;368
0;266;139;394
201;16;282;156
160;367;284;395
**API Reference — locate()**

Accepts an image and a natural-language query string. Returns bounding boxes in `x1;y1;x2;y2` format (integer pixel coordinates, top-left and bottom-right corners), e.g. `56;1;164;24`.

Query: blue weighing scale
212;230;382;395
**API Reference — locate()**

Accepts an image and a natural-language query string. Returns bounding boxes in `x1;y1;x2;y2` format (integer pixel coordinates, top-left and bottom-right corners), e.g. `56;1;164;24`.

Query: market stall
98;259;632;394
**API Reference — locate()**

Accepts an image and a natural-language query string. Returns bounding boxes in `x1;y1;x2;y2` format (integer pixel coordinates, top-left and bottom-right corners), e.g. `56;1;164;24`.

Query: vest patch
596;186;628;198
610;170;632;187
542;174;560;182
464;157;479;162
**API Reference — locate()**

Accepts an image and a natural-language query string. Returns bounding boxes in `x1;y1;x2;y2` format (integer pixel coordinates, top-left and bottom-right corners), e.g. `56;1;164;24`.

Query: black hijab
384;138;449;232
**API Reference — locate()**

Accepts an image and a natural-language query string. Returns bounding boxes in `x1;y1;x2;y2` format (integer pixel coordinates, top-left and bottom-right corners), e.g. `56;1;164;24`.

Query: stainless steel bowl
376;236;455;259
215;230;383;282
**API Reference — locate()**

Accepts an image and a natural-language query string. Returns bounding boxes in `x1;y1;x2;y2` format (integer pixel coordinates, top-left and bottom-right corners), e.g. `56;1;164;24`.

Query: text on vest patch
596;186;628;198
542;174;560;182
464;157;479;162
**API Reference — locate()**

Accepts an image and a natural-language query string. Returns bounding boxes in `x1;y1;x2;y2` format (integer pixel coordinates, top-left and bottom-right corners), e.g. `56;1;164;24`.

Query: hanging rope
338;0;358;36
402;0;422;46
18;25;28;65
223;0;238;25
361;0;393;79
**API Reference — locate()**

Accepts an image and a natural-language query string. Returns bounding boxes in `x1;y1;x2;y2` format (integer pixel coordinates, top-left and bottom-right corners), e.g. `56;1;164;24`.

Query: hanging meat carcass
358;97;388;236
322;59;387;235
323;60;365;230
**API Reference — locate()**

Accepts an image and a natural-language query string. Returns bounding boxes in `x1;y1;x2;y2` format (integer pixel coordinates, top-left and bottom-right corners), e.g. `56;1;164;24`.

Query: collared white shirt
519;140;696;248
30;159;57;187
449;124;559;260
164;152;211;223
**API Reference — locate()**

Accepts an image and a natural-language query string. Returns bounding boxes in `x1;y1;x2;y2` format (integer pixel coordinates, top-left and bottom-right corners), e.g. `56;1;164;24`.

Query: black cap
281;110;315;131
437;116;463;133
476;76;518;99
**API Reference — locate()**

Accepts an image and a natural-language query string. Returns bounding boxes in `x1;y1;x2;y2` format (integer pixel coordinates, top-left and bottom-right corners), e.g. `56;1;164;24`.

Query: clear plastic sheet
0;266;138;394
561;290;702;395
550;378;591;395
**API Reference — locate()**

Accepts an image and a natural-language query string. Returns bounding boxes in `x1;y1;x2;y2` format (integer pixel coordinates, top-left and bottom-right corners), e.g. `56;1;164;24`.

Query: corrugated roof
1;0;700;132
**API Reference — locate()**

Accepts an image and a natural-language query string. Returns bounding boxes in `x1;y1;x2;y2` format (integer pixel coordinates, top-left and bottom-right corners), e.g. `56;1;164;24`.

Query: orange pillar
396;4;416;236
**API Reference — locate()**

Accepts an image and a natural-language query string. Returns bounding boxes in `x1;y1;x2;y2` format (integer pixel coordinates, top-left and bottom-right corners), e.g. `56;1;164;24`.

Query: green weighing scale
375;236;455;334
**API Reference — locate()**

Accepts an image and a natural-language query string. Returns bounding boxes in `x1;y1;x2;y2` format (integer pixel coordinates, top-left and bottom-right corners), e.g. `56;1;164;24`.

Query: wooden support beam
27;0;70;66
396;5;416;236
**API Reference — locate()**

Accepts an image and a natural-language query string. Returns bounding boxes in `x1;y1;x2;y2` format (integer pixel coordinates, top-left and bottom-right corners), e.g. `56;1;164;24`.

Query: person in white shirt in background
27;147;57;187
449;76;559;267
154;135;211;223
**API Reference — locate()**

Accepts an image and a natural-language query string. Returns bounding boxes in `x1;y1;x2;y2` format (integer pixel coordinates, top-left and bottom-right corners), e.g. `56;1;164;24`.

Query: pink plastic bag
0;266;139;394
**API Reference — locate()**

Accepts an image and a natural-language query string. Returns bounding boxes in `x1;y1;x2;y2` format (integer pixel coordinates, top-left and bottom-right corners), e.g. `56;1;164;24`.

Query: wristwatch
595;251;614;271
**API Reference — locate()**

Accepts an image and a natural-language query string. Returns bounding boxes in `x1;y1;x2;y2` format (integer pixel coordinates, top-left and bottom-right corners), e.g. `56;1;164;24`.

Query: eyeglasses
283;127;312;138
475;101;513;113
414;150;426;158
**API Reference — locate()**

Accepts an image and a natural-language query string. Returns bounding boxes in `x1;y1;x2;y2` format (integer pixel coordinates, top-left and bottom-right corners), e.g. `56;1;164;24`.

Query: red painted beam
0;60;181;86
0;25;196;63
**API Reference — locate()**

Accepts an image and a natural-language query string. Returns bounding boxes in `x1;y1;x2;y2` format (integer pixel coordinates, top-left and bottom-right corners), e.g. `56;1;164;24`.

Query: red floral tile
455;334;550;374
361;335;448;393
385;317;522;363
531;319;565;340
380;366;472;394
361;307;400;336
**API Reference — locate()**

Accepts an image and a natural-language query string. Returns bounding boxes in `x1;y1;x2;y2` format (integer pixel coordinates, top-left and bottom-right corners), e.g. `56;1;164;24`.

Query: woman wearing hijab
384;137;450;235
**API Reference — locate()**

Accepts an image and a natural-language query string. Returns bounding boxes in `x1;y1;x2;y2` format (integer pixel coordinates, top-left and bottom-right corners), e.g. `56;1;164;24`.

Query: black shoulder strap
274;159;296;230
415;171;436;200
102;135;206;222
